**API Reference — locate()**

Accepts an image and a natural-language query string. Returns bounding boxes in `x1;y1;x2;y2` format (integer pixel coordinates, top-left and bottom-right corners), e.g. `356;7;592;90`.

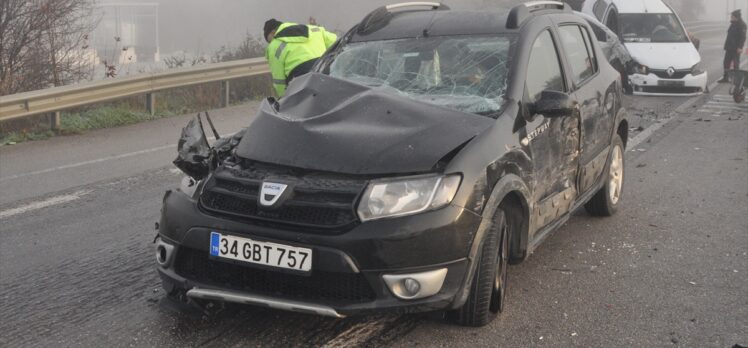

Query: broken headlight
357;174;461;221
180;176;199;198
691;62;705;76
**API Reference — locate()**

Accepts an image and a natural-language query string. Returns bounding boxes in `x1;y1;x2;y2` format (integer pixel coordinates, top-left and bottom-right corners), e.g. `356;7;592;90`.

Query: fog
99;0;744;56
101;0;511;55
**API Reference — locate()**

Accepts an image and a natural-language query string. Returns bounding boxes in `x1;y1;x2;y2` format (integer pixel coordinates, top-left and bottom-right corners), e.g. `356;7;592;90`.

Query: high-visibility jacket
265;22;337;97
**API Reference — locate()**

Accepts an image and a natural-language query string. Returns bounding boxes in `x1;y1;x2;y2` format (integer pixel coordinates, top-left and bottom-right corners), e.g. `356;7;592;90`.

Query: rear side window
559;25;597;86
586;19;608;42
526;30;565;102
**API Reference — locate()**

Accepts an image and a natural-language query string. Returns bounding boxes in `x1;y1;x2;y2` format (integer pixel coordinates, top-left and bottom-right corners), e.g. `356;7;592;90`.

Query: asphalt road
0;29;746;347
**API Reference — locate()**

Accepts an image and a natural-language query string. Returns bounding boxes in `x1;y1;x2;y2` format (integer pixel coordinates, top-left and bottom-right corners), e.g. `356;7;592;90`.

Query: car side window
526;30;566;103
580;25;598;72
559;25;597;86
586;19;608;42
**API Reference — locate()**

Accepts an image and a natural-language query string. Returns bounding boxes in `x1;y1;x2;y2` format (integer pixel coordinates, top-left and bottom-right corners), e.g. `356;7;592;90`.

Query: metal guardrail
0;58;270;128
0;20;730;129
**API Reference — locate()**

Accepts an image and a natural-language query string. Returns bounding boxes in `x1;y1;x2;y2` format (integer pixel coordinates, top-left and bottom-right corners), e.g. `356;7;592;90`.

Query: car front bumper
156;189;482;316
629;72;707;96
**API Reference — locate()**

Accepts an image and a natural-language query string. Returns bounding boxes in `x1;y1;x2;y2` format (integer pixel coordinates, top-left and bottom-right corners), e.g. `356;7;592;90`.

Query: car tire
585;135;625;216
448;209;509;327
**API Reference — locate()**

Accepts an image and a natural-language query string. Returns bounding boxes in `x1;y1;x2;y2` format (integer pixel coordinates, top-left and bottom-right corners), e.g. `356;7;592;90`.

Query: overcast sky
99;0;743;55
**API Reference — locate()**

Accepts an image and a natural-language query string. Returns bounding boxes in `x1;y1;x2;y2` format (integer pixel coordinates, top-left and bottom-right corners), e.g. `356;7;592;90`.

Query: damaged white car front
620;12;707;96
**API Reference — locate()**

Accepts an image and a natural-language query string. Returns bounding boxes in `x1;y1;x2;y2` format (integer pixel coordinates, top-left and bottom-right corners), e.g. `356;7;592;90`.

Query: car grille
650;69;690;79
199;160;366;232
640;86;702;94
175;247;376;304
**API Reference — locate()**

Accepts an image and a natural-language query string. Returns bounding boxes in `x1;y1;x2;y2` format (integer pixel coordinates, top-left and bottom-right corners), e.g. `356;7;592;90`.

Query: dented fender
451;173;531;310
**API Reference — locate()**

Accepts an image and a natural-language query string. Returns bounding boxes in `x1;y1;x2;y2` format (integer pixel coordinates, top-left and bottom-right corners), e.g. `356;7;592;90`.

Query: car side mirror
532;90;576;118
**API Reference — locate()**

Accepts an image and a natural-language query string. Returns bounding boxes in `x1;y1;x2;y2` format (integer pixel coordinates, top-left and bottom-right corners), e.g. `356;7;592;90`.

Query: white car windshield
328;36;513;116
619;13;689;43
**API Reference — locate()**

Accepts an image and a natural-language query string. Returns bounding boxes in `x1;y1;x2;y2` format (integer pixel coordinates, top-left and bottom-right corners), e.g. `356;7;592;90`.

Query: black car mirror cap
532;90;576;118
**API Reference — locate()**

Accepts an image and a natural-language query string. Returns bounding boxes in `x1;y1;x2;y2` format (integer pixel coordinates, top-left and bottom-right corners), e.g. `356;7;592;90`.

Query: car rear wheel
585;135;625;216
448;209;508;327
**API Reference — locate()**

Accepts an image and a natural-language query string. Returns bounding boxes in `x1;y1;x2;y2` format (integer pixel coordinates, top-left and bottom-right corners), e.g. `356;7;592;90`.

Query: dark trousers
724;49;741;71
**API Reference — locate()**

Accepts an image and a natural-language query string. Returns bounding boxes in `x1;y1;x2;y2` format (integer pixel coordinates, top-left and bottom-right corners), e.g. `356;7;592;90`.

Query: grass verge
0;106;178;146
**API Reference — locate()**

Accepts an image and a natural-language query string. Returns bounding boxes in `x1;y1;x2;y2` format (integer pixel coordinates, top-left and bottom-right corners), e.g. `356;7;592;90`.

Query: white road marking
0;134;232;183
697;95;748;113
704;101;748;107
698;105;748;112
0;144;174;183
713;95;739;101
628;62;748;151
0;190;91;219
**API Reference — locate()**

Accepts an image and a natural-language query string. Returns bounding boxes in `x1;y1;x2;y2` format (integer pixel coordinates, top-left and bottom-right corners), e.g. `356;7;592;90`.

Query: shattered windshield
328;36;513;116
619;14;688;43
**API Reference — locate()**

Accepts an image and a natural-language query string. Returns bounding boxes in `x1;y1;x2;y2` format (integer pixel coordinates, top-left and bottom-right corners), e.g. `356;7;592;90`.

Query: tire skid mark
360;315;423;347
321;316;393;348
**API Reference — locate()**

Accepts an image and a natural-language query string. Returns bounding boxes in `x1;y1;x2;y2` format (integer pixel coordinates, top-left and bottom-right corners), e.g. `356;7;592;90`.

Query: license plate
210;232;312;272
658;80;685;87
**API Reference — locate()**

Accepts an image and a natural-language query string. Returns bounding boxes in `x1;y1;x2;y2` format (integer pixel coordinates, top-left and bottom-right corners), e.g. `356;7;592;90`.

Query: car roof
611;0;673;14
349;9;514;42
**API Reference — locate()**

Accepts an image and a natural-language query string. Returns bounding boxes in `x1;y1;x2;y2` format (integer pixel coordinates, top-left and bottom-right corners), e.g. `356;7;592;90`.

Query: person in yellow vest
263;19;338;97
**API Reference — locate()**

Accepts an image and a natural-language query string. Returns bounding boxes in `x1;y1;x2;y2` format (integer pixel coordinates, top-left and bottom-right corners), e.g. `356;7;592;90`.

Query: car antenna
203;111;221;140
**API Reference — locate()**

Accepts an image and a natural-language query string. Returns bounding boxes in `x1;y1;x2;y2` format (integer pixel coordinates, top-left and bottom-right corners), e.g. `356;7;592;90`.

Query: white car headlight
357;174;461;221
691;62;705;75
633;63;649;75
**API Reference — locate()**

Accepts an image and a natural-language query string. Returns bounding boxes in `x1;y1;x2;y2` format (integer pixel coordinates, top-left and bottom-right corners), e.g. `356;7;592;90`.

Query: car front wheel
448;208;508;327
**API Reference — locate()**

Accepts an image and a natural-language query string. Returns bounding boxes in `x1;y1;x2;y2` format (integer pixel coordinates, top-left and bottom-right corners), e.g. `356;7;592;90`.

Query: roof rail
385;2;448;11
506;1;571;29
358;2;450;34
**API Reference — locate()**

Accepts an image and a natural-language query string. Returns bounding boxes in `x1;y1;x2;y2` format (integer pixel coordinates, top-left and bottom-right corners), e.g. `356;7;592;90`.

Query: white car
582;0;707;96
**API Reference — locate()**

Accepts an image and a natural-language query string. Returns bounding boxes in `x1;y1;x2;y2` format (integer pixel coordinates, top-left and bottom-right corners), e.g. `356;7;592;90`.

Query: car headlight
180;176;199;197
357;174;461;221
633;63;649;75
691;62;705;75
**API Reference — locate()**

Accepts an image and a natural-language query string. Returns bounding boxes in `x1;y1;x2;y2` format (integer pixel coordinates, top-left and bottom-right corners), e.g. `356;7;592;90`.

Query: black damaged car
157;1;629;327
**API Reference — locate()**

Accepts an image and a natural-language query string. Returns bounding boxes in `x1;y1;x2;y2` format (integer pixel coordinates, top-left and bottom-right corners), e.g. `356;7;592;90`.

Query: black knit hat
732;9;742;18
264;19;282;42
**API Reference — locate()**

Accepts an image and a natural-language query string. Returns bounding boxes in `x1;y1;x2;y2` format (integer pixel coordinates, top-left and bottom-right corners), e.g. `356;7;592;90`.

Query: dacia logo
259;182;288;207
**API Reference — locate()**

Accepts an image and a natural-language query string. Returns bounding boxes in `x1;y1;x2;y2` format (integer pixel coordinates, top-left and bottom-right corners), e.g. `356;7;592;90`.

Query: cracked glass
328;36;514;116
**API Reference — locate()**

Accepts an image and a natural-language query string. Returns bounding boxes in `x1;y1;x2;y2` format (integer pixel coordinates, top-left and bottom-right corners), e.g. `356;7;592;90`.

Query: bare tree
211;32;266;63
0;0;98;96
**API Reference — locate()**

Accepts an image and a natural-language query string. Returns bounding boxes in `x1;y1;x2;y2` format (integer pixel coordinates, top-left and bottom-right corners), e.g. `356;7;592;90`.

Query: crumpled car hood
235;73;494;175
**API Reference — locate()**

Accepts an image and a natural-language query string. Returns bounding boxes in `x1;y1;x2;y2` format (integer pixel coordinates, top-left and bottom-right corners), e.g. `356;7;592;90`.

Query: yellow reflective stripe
275;42;287;59
311;27;320;32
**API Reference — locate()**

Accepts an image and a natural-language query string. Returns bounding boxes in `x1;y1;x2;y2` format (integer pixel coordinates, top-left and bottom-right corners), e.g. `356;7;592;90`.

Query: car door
523;29;581;229
556;23;613;195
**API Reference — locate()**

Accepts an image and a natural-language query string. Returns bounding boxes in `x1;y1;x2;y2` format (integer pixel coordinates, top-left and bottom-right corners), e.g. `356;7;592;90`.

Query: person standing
263;19;338;97
719;10;747;83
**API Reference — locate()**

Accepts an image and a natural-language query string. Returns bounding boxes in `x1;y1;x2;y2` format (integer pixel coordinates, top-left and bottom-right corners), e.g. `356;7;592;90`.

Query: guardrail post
221;80;230;108
146;93;155;115
49;111;61;131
